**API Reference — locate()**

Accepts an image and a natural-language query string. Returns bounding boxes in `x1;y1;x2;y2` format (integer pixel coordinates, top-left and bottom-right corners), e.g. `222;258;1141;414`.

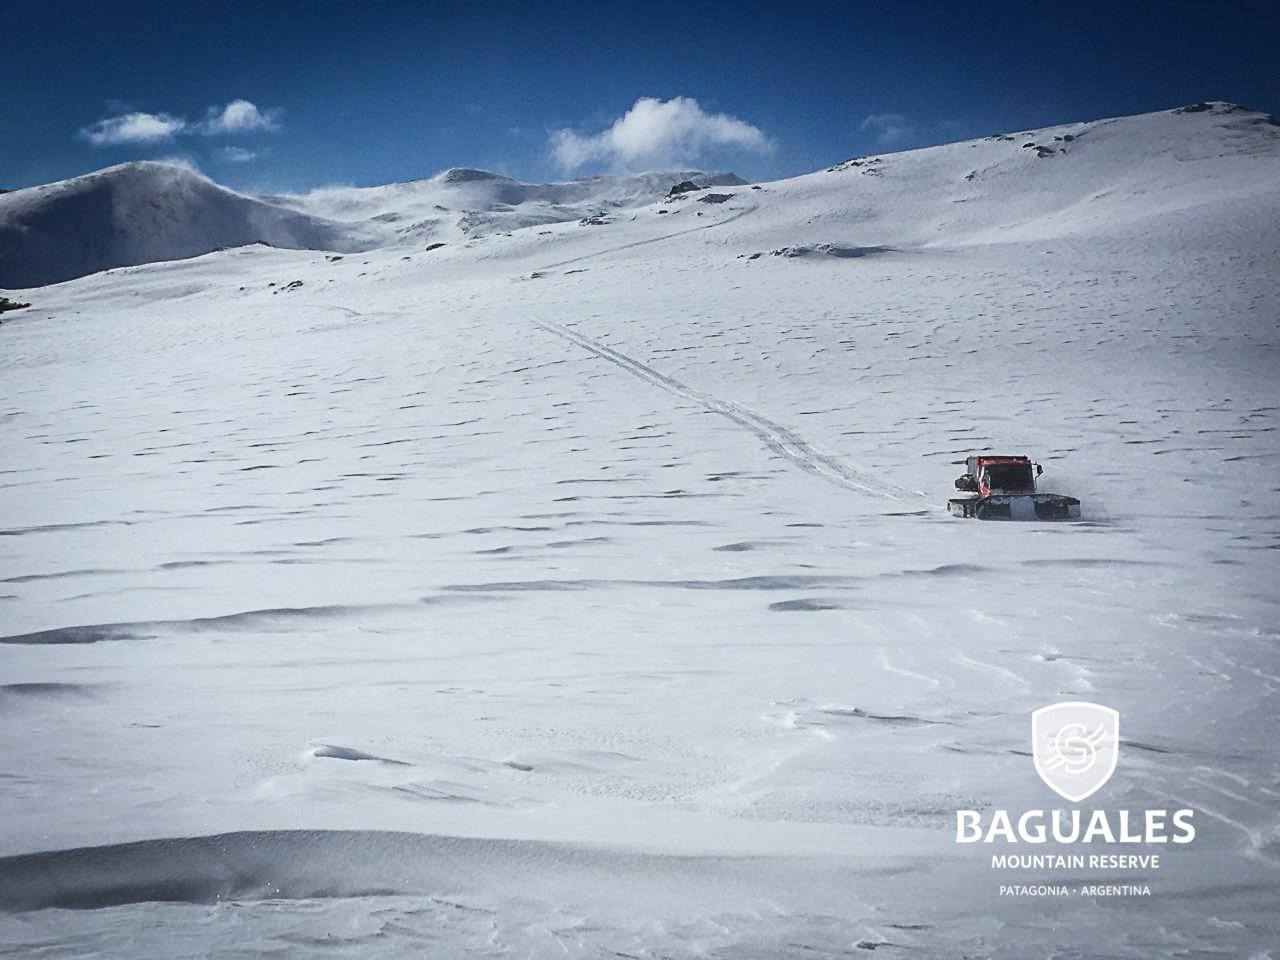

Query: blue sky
5;0;1279;192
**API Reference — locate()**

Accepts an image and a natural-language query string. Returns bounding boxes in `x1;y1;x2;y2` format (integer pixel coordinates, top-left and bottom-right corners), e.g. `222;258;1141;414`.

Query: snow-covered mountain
3;101;1276;291
2;102;1279;958
0;163;380;288
0;163;744;288
262;167;747;243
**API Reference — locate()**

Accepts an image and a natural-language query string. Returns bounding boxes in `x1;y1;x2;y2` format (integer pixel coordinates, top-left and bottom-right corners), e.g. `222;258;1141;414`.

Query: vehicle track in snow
538;319;920;502
535;204;758;272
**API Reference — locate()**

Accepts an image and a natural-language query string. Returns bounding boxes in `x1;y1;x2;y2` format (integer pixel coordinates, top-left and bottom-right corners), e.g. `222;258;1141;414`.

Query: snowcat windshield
984;464;1034;492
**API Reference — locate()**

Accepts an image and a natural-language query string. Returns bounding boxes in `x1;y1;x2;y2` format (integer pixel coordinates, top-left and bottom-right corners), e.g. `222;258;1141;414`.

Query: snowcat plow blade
948;494;1080;521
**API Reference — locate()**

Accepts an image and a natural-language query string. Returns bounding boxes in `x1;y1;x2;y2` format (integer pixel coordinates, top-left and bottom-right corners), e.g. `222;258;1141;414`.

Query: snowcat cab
948;455;1080;520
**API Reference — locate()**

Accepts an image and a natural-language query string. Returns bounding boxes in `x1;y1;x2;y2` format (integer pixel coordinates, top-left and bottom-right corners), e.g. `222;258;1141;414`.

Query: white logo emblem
1032;701;1119;802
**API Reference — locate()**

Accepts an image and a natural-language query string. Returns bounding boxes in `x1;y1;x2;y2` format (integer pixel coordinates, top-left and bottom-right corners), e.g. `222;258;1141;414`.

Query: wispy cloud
219;146;258;163
78;99;283;148
860;112;915;147
78;111;186;146
550;96;771;172
153;154;202;172
199;100;282;135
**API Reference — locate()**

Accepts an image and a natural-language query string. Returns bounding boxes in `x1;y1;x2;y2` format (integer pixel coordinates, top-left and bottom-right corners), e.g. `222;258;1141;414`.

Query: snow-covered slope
5;101;1275;290
264;167;747;243
1;103;1278;957
738;99;1280;252
0;163;745;288
0;163;380;288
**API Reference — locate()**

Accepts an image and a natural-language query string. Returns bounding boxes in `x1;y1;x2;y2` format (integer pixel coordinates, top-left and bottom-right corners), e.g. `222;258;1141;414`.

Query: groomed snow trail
539;319;919;501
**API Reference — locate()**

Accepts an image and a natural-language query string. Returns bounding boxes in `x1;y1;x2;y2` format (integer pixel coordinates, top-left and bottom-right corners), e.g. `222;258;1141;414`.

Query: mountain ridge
2;101;1276;289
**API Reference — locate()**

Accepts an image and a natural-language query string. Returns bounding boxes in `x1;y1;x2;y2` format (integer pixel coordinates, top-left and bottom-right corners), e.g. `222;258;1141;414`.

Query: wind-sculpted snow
0;603;412;644
0;828;882;917
1;103;1279;957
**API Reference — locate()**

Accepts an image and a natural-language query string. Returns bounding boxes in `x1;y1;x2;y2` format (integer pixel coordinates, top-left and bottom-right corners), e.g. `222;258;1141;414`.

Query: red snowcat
948;455;1080;520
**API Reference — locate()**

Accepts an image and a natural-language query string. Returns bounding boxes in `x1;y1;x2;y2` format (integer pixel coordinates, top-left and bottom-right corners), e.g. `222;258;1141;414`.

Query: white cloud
219;146;258;163
78;111;186;146
200;99;281;135
860;112;915;146
78;99;283;148
550;96;771;171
